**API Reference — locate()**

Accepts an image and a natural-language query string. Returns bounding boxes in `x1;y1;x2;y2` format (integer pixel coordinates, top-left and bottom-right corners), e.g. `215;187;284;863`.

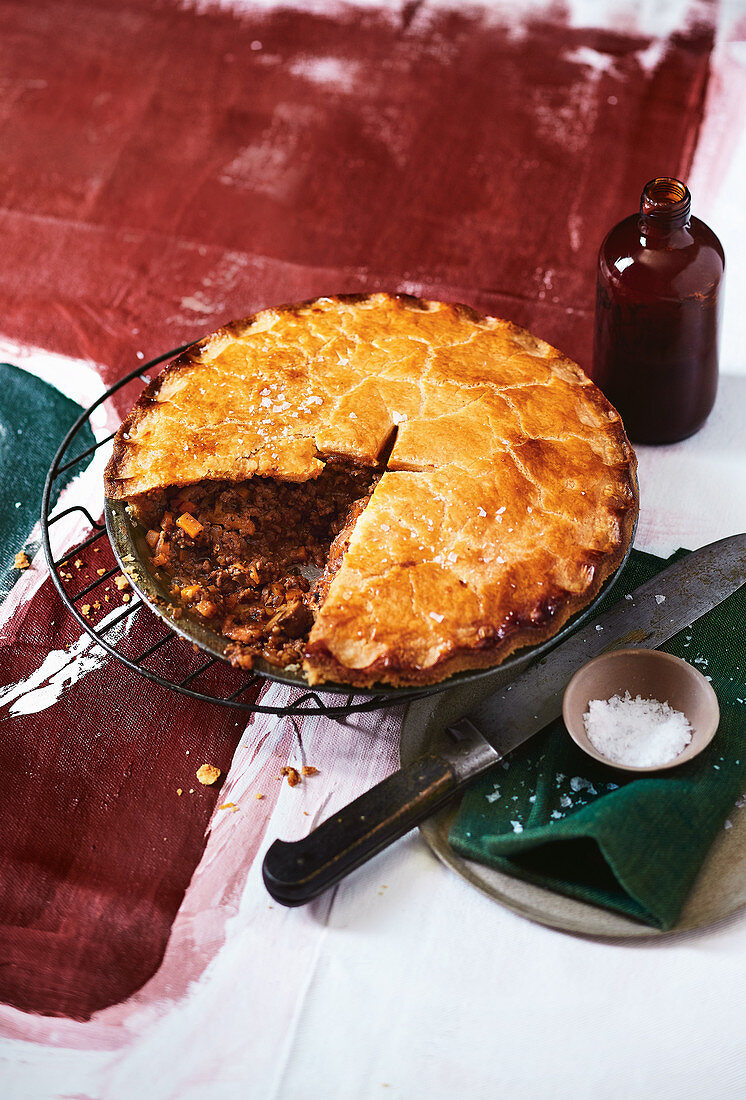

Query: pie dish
104;293;638;688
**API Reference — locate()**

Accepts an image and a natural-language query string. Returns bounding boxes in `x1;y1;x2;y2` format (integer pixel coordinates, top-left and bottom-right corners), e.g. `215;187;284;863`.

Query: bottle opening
640;177;691;223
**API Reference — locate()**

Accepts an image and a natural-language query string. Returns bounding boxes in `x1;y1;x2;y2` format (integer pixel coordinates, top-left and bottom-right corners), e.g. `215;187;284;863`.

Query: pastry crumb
122;593;131;603
13;552;30;570
281;765;301;787
301;765;318;776
96;568;106;576
196;763;221;785
81;604;92;617
255;793;265;800
114;574;129;590
177;788;183;796
74;559;84;569
218;802;238;812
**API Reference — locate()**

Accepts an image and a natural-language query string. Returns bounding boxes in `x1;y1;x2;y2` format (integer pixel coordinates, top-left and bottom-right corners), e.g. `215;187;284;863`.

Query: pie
104;293;638;687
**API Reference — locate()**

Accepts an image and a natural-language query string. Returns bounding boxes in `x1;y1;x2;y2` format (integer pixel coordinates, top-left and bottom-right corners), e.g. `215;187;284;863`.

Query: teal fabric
0;362;96;596
448;549;746;930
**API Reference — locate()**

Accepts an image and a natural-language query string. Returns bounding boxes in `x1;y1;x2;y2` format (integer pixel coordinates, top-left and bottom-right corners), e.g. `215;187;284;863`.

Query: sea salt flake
584;691;693;768
486;791;501;802
510;820;523;833
655;594;666;604
429;611;444;623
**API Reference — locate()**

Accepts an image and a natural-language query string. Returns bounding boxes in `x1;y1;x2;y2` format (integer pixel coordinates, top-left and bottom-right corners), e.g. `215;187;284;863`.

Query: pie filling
133;462;379;670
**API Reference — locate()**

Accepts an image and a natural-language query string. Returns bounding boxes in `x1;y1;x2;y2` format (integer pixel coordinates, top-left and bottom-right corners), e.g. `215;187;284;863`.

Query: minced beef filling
138;463;378;669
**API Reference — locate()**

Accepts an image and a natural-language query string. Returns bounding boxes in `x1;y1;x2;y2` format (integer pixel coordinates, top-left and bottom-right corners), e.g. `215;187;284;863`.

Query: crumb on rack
281;765;301;787
114;574;129;591
96;568;106;576
13;552;30;570
81;604;92;617
218;802;239;812
301;765;318;777
255;793;265;800
74;559;84;569
196;763;221;785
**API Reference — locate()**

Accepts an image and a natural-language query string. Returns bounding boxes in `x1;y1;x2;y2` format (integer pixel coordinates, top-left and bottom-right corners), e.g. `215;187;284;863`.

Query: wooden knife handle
262;754;459;906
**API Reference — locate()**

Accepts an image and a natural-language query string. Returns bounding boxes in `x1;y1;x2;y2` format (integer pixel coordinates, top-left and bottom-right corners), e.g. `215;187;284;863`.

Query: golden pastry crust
105;293;638;687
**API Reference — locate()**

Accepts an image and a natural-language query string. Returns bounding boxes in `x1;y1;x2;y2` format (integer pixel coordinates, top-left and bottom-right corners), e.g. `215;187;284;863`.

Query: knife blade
262;533;746;905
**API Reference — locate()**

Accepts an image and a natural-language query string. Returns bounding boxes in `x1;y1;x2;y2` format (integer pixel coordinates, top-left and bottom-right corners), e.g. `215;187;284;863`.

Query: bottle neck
638;177;691;236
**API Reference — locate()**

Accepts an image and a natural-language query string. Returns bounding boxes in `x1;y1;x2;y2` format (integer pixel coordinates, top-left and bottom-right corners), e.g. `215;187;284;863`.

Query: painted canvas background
1;0;745;1096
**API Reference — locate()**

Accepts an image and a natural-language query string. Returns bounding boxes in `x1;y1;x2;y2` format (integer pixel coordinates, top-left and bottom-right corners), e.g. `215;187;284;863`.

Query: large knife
263;533;746;905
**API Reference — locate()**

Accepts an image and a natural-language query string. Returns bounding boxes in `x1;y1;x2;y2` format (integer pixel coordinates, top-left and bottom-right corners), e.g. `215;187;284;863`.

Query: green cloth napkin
448;548;746;930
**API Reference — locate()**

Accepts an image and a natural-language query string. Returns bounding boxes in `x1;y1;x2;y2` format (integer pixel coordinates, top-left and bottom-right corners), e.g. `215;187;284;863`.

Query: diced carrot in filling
179;584;202;601
176;513;204;539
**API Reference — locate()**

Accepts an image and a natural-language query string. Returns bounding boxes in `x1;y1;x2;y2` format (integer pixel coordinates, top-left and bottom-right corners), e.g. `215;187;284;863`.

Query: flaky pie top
106;293;638;686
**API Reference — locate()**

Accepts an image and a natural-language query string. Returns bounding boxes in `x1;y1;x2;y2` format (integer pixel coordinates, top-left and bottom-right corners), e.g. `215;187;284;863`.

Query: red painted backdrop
0;0;716;1018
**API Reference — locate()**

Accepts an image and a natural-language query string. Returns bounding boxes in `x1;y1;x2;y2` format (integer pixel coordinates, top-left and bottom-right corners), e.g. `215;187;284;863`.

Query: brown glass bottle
592;177;725;444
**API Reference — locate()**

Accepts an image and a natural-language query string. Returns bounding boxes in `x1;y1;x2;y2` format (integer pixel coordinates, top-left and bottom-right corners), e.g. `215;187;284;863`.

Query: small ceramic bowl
562;648;720;772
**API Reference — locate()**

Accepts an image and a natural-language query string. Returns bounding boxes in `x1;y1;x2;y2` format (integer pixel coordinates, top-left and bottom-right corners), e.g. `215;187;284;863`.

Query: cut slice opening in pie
105;293;638;687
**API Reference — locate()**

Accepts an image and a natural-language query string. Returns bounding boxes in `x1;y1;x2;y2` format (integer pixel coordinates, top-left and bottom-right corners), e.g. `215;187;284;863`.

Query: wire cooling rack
41;348;433;719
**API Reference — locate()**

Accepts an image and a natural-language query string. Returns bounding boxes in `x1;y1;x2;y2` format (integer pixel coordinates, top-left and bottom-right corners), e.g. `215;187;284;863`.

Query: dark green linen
448;549;746;930
0;362;96;597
